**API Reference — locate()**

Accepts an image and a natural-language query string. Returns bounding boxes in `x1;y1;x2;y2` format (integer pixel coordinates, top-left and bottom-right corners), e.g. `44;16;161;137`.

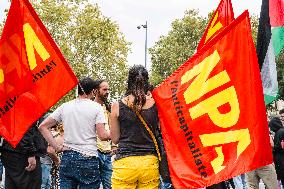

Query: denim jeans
159;177;173;189
98;151;112;189
41;164;51;189
59;150;100;189
233;174;247;189
0;160;3;181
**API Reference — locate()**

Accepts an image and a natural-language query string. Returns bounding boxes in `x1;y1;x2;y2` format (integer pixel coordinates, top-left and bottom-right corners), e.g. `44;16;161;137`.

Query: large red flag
152;11;272;188
0;0;78;147
196;0;234;52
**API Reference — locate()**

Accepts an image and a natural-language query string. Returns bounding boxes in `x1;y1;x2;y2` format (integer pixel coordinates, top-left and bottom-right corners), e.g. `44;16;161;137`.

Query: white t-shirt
51;98;106;156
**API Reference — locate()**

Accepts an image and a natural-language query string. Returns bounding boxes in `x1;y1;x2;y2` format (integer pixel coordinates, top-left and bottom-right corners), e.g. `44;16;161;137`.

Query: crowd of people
0;65;283;189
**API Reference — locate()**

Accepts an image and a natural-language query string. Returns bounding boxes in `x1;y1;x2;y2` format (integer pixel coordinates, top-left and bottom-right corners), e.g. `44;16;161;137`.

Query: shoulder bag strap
135;110;161;161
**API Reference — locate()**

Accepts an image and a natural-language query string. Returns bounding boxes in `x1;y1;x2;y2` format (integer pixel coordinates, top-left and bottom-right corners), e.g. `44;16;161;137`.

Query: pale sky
0;0;262;69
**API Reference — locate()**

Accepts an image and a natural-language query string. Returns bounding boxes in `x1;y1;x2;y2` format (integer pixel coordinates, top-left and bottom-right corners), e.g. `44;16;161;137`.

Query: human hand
47;146;56;155
53;156;60;166
281;140;284;149
25;156;36;171
55;144;63;153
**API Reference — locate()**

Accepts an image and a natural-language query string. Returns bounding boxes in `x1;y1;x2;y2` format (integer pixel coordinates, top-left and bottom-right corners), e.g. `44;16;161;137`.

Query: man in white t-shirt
39;77;110;189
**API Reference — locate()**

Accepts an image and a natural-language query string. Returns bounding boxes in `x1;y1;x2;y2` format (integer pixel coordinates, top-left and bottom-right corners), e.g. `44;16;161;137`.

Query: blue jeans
0;159;3;180
98;151;112;189
41;163;52;189
59;150;100;189
233;174;247;189
159;177;173;189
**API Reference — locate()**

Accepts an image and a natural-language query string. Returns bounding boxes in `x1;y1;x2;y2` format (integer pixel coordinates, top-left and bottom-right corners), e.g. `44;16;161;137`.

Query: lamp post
137;21;148;68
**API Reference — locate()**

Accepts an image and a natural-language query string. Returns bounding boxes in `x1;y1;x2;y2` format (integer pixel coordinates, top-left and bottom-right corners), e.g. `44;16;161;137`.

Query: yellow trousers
112;155;160;189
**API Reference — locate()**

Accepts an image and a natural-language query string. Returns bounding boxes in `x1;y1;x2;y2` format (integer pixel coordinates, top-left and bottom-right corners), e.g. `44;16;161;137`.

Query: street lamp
137;21;148;68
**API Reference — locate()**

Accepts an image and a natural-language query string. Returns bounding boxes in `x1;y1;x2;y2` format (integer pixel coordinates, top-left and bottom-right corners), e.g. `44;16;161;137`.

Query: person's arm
25;126;38;172
95;104;110;141
96;123;110;141
269;133;274;147
47;146;60;165
48;132;63;165
39;117;62;153
24;125;38;157
110;102;120;144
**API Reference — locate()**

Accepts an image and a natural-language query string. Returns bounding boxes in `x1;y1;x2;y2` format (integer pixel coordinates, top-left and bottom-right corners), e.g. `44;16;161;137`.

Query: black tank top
115;100;158;160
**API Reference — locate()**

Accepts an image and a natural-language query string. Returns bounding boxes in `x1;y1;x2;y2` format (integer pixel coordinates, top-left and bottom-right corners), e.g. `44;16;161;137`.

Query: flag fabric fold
257;0;284;105
196;0;234;52
0;0;78;147
152;11;272;188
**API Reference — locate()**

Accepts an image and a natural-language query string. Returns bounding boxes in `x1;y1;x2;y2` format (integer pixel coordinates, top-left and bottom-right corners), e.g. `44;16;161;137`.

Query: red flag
269;0;284;27
196;0;234;52
0;0;78;147
0;0;34;101
152;11;272;188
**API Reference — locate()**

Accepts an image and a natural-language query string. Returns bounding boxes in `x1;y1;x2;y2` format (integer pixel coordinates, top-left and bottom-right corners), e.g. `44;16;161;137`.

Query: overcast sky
0;0;262;69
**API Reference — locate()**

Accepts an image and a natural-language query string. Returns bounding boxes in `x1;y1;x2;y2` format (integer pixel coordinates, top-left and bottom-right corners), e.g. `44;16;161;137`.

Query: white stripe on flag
261;38;278;103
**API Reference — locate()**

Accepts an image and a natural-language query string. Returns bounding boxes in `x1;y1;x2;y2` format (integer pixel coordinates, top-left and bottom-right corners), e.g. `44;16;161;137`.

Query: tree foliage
32;0;130;103
250;14;259;45
149;10;207;86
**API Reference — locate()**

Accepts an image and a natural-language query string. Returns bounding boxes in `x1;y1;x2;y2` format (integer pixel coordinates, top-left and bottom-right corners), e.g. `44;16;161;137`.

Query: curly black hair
126;65;150;111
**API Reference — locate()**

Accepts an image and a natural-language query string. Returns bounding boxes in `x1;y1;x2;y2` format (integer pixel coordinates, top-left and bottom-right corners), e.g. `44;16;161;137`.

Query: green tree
250;14;259;45
32;1;130;103
149;10;208;86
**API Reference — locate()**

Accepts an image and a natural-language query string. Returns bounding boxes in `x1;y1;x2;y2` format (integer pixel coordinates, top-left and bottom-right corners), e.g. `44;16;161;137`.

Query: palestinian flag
257;0;284;105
